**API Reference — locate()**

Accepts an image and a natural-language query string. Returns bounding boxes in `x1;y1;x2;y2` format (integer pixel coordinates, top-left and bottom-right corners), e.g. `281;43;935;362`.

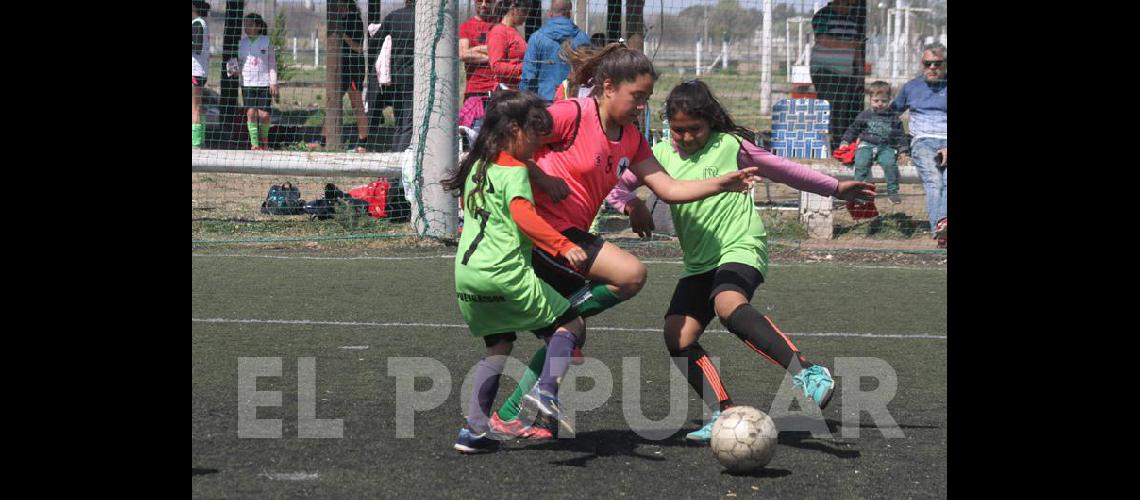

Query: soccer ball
710;406;778;472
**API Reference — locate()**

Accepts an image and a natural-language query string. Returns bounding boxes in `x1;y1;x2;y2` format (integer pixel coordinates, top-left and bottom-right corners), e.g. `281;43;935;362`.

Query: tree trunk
323;6;342;149
606;0;621;44
222;1;245;148
625;0;645;52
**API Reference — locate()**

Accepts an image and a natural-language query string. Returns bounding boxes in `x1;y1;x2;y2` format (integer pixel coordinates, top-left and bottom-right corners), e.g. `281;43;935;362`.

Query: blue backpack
260;182;306;215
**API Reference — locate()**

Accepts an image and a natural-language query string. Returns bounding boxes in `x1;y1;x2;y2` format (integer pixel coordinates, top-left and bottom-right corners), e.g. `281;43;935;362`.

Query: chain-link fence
192;0;947;251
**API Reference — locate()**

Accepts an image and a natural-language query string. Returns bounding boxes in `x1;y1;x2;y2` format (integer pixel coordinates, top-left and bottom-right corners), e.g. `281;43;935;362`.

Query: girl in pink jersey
649;79;874;442
489;43;762;436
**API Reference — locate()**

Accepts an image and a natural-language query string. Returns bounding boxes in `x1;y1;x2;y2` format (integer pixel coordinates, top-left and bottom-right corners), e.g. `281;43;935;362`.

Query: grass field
192;246;946;497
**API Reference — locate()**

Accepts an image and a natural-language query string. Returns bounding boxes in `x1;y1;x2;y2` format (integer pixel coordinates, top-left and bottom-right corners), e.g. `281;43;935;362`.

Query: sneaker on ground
453;427;501;454
488;412;553;440
685;409;723;442
793;365;836;410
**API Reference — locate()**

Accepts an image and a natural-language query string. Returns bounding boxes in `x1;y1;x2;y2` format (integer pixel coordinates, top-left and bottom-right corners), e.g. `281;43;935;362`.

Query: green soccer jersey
652;132;769;279
454;158;571;336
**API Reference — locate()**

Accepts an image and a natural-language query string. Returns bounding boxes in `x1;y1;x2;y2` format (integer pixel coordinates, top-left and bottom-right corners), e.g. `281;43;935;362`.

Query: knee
488;341;513;357
714;303;748;324
614;264;647;299
620;272;647;298
563;316;584;336
663;331;688;353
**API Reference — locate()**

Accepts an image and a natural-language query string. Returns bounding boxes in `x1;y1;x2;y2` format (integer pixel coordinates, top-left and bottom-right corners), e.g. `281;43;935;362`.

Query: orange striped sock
722;304;812;372
670;343;733;411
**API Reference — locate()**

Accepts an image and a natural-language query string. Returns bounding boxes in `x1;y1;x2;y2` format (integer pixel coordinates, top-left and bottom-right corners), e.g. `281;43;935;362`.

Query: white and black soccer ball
710;406;778;472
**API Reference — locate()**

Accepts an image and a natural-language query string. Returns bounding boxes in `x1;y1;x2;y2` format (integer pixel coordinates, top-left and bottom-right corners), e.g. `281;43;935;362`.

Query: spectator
366;21;392;148
192;1;211;149
810;0;866;152
376;0;417;152
892;43;948;247
553;32;606;101
328;0;370;152
458;0;498;128
839;81;907;204
486;0;530;90
520;0;590;102
228;13;278;151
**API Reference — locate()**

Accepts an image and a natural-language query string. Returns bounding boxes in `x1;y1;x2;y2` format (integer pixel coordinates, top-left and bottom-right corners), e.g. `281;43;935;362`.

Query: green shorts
456;266;575;338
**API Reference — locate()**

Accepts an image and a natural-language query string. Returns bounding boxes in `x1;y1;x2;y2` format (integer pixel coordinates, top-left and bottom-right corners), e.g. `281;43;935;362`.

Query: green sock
496;346;547;421
192;123;204;148
259;121;270;147
247;121;260;147
576;283;622;318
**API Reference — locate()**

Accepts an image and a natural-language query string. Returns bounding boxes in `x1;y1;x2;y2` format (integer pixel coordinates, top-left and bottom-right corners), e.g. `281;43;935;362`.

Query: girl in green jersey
442;90;589;453
651;80;875;442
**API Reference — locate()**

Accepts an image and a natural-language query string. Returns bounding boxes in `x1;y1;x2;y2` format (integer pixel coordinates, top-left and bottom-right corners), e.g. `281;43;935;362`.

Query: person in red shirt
458;0;498;128
488;43;762;437
459;0;497;97
487;0;529;90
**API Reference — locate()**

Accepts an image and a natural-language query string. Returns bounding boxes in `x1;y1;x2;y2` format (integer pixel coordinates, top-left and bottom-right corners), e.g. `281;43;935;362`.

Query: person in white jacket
227;13;278;150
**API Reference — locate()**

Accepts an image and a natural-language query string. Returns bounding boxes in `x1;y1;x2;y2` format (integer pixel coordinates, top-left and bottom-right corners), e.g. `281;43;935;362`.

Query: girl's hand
529;163;570;202
625;199;655;240
834;181;876;203
716;166;761;193
270;84;279;97
563;245;588;270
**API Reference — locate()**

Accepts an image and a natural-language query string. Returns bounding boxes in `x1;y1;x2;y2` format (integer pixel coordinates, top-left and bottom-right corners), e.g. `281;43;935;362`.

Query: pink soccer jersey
531;97;652;232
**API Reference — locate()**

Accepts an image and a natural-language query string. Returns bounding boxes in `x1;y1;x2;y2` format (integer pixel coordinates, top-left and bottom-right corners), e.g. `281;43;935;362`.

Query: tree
270;11;298;82
679;0;762;44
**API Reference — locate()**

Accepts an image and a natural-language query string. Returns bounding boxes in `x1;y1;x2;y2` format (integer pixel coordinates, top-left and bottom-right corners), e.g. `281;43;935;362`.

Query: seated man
893;42;948;247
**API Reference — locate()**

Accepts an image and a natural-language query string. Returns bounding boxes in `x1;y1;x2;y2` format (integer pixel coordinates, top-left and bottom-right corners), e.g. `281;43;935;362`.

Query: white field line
193;317;946;340
192;253;944;271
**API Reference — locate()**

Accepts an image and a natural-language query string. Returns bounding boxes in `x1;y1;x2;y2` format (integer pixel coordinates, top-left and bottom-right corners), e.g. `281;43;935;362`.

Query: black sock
721;304;812;372
669;342;734;411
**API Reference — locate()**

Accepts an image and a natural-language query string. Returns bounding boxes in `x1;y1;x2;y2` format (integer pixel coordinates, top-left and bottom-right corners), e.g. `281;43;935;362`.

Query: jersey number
460;208;492;266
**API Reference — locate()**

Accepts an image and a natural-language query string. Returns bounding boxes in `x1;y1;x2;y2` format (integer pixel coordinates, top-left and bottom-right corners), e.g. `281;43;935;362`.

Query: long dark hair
443;90;553;212
243;13;268;36
492;0;528;24
662;79;758;146
562;42;657;95
192;1;210;17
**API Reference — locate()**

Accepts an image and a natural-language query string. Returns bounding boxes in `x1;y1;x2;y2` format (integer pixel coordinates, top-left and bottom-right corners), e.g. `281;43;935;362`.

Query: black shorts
664;263;765;327
531;228;606;297
481;305;581;348
192;75;207;87
241;86;272;111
